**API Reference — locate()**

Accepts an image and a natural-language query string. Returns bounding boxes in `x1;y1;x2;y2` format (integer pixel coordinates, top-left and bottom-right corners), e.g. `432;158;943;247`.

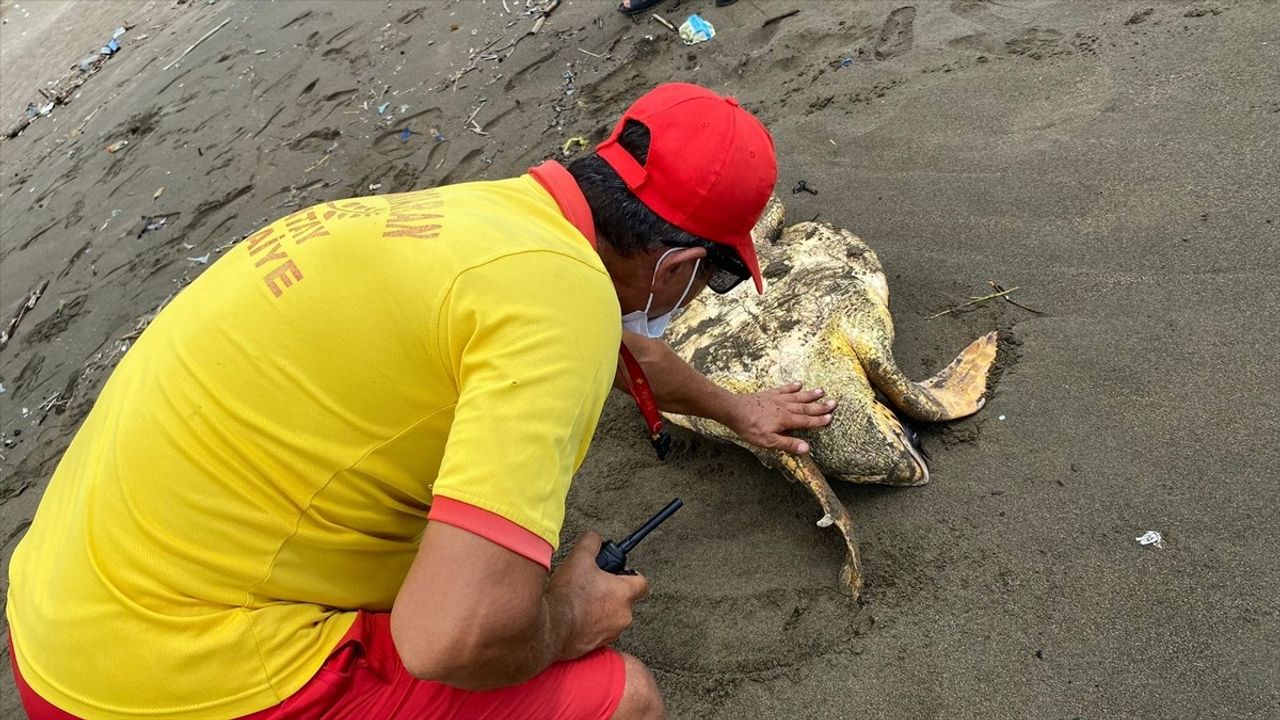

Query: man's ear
654;246;707;285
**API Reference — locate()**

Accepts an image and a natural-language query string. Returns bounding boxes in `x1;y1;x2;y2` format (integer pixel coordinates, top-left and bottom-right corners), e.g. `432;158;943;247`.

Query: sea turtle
664;199;998;600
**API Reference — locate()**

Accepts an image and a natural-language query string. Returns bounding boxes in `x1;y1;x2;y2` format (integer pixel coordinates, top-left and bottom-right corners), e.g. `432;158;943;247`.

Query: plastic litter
0;382;6;395
100;38;121;56
377;102;391;115
399;127;411;141
1136;530;1164;549
429;127;445;142
105;140;129;153
138;216;168;237
188;254;211;265
25;102;54;119
840;57;854;68
679;14;715;45
153;187;164;201
113;27;127;40
561;135;588;157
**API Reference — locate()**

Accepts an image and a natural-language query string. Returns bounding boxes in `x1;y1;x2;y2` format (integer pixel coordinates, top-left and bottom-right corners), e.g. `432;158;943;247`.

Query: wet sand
2;1;1277;717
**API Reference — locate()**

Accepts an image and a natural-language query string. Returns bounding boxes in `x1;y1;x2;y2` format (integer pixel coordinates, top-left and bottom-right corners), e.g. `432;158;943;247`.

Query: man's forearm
418;585;575;691
619;332;740;425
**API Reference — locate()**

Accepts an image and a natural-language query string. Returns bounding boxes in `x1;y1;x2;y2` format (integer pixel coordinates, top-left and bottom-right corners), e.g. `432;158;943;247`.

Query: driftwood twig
762;9;800;27
927;287;1019;319
163;17;231;71
1;280;49;350
988;280;1044;314
651;14;677;33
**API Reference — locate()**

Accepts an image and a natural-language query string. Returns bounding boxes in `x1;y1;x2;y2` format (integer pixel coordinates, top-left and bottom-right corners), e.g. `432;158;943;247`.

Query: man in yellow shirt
7;83;834;719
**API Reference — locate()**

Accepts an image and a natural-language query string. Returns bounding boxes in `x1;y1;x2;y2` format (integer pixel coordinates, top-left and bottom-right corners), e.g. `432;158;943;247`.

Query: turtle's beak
900;428;930;485
871;402;930;485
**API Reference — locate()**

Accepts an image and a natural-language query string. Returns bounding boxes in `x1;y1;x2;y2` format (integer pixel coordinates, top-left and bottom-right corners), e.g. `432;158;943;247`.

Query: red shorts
10;612;626;720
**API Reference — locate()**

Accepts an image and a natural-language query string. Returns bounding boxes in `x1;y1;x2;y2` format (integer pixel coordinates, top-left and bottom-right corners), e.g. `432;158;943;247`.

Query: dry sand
2;0;1278;718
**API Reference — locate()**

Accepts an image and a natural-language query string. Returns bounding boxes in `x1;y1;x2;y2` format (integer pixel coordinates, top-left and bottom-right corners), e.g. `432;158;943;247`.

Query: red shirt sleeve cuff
427;497;553;570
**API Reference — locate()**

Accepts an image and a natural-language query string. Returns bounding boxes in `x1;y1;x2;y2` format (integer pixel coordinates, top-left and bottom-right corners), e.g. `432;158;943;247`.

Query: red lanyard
525;163;669;459
618;343;671;460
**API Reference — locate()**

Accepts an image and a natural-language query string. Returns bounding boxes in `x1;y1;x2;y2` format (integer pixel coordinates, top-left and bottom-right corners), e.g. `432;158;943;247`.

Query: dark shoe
618;0;663;15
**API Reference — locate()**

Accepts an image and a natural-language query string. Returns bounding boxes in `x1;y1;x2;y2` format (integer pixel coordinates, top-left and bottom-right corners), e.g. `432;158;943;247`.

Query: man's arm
390;524;646;691
618;332;835;455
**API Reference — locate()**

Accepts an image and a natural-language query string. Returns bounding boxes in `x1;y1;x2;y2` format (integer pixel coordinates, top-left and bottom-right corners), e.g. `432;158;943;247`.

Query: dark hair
567;120;718;258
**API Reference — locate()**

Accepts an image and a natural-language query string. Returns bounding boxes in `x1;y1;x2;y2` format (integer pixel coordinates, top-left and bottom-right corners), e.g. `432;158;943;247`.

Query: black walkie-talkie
595;499;683;574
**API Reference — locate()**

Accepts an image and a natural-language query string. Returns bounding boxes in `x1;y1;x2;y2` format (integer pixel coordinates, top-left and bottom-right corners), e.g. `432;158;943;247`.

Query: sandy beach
2;0;1277;717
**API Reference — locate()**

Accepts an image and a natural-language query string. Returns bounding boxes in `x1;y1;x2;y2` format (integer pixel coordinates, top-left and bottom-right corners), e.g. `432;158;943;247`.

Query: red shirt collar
529;160;597;249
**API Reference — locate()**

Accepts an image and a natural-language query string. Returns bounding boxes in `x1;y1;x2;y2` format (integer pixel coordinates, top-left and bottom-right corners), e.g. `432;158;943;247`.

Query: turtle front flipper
759;449;864;600
848;330;998;422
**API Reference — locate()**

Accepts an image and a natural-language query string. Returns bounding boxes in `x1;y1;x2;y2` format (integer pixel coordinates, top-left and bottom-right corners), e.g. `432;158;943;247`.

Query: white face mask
621;248;701;338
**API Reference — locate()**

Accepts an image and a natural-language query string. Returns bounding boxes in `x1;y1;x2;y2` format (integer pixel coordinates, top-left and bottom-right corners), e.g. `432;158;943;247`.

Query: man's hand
391;523;649;691
618;333;837;455
547;532;649;661
722;382;836;455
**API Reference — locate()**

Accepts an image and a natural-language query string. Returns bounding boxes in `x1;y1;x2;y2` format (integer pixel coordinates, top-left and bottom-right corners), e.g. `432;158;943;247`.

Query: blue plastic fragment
679;14;715;45
399;128;411;142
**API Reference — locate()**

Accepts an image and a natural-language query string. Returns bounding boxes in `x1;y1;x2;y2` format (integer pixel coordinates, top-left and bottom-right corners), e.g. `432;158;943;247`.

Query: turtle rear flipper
849;330;998;422
758;449;864;600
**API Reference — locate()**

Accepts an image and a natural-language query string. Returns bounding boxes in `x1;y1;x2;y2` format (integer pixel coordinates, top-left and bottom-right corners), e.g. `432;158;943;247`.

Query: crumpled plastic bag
1136;530;1164;549
679;14;715;45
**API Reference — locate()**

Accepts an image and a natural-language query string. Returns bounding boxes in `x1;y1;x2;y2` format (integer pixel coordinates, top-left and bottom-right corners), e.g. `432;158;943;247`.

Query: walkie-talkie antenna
619;499;683;553
596;498;684;574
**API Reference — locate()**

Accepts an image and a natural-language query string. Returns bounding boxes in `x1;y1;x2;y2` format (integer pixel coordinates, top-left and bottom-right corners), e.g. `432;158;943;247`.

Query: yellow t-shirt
7;171;621;718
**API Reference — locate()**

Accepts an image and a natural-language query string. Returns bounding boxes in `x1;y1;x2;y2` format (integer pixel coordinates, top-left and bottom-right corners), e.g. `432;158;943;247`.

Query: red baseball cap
595;82;777;293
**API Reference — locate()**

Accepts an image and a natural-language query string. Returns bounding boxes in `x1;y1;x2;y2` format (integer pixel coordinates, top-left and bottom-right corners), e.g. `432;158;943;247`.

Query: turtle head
751;196;786;244
870;401;930;485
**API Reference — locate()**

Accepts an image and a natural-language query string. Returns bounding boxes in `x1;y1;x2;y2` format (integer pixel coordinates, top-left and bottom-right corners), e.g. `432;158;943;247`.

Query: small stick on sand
530;0;560;34
762;9;800;27
577;48;606;59
988;280;1044;314
927;287;1019;319
1;279;49;350
121;293;174;342
465;100;487;127
651;14;677;33
163;17;231;71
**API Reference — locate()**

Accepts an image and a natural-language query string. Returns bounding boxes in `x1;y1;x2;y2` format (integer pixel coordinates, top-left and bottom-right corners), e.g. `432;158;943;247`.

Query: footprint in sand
625;588;874;675
875;6;917;60
1004;27;1065;60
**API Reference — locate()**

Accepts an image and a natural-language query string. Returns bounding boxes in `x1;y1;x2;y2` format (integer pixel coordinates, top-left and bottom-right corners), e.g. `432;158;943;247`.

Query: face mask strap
673;258;701;312
642;247;681;316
